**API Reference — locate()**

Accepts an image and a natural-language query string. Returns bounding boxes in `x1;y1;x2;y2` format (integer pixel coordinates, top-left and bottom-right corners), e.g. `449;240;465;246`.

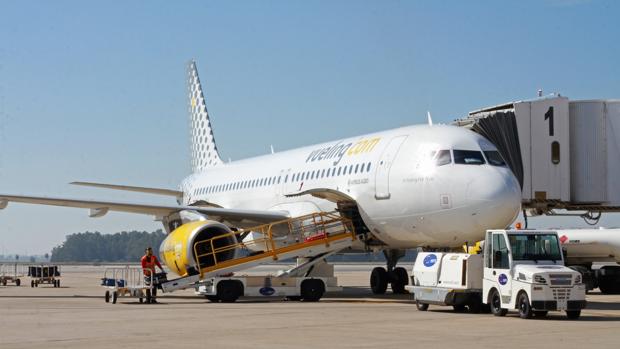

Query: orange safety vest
141;255;162;276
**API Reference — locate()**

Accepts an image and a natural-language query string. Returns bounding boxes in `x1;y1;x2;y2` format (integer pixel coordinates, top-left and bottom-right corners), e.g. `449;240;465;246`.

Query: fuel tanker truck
558;228;620;294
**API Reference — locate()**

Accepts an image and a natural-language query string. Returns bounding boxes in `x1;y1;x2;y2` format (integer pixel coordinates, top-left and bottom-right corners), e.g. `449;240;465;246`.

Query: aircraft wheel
370;267;388;294
390;267;409;294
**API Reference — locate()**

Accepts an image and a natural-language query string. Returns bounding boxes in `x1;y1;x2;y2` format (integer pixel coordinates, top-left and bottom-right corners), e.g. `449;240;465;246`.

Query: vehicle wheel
105;290;110;303
146;290;152;304
598;279;620;294
2;280;6;286
489;289;507;317
301;279;325;302
139;297;143;304
217;280;243;303
415;300;429;311
15;279;21;287
112;291;118;304
390;267;409;294
517;292;533;319
453;304;467;313
566;310;581;320
56;280;60;288
53;280;57;288
370;267;388;294
533;311;548;318
467;296;482;314
31;280;35;288
205;295;220;303
35;281;38;287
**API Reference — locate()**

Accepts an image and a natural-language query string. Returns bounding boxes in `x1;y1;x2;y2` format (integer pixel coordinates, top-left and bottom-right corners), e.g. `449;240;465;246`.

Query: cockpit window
484;151;507;166
434;150;451;166
453;150;485;165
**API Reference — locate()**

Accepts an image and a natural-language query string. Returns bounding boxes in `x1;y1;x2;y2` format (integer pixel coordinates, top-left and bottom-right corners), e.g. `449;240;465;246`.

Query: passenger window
354;164;359;174
483;151;506;166
453;150;485;165
492;234;510;269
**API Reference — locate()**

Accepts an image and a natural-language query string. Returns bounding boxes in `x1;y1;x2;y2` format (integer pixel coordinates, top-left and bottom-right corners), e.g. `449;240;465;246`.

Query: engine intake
159;220;237;277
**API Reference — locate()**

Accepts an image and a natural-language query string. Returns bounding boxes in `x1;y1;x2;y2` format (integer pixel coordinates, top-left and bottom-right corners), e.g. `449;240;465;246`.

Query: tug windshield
508;234;563;262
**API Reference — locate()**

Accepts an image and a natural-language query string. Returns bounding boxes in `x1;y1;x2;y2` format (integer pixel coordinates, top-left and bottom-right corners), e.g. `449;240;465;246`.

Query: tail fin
188;60;224;172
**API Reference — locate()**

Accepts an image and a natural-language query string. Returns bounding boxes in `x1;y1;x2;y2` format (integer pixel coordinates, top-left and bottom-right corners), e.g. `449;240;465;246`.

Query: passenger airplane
0;62;521;294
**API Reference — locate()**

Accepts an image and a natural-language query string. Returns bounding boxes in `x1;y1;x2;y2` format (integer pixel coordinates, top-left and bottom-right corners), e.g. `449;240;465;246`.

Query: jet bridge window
483;151;507;167
453;150;485;165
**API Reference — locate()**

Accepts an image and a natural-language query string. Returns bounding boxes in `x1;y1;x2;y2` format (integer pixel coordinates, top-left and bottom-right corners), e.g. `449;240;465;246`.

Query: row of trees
50;230;166;262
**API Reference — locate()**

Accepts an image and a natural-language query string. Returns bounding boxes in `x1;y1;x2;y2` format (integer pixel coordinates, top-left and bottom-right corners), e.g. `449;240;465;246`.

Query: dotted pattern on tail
188;61;224;172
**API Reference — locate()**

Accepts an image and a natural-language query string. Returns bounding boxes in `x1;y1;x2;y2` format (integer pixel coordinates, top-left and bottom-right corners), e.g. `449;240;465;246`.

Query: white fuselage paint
179;124;522;249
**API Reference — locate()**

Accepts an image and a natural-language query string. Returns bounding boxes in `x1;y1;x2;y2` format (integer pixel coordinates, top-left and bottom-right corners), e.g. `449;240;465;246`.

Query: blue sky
0;0;619;254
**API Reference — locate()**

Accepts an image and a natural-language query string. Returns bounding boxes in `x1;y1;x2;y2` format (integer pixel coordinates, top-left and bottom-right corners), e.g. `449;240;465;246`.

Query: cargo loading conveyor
159;211;357;302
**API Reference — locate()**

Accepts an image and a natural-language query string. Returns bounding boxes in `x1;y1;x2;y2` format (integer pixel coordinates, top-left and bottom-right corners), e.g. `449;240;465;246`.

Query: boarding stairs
161;211;357;292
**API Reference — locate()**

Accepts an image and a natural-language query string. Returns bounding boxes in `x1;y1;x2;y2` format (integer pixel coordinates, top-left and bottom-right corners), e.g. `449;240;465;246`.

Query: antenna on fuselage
270;145;275;154
427;111;433;126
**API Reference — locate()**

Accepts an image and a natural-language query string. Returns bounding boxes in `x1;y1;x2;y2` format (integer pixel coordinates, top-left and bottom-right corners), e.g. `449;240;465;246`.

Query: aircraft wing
70;181;183;198
0;194;289;226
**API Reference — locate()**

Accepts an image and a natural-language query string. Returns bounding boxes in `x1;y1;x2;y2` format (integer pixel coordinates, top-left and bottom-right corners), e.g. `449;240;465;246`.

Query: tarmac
1;263;619;349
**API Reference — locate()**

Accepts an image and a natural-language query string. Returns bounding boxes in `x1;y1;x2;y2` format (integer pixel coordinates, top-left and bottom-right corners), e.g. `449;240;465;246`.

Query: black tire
105;290;110;303
300;279;325;302
489;289;507;317
217;280;243;303
112;291;118;304
518;292;533;319
370;267;388;295
31;280;35;288
533;310;548;318
35;281;38;287
390;267;409;294
53;280;57;288
598;279;620;294
566;310;581;320
139;298;143;304
56;280;60;288
453;304;467;313
2;279;6;286
467;295;482;314
146;290;152;304
15;279;20;287
205;295;220;303
415;300;429;311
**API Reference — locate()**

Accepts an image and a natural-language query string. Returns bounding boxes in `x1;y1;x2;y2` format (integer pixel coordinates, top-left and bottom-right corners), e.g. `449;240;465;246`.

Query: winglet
427;111;433;126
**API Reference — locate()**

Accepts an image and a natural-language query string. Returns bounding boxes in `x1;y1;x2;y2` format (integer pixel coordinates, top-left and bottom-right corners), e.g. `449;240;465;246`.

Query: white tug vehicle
407;230;587;319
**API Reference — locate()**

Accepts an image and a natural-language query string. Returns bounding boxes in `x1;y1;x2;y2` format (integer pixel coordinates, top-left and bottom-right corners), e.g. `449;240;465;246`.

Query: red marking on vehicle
559;235;568;244
304;232;327;242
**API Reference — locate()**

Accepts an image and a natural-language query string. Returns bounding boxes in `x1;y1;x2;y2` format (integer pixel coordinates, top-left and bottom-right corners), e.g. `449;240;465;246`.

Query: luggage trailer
0;263;26;286
101;267;160;304
28;265;61;288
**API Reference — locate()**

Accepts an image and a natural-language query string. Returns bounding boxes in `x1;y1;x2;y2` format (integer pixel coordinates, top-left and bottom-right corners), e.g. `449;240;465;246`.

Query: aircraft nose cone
467;169;521;229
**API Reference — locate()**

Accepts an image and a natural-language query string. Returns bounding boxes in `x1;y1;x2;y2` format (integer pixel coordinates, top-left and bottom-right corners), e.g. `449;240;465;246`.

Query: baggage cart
101;267;156;304
0;263;26;286
28;265;61;287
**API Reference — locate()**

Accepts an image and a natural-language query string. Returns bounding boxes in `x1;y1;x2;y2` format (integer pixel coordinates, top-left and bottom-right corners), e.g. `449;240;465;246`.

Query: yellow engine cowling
159;220;238;277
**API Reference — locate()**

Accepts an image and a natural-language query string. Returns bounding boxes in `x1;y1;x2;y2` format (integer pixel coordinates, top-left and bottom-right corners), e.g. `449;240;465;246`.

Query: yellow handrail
192;211;355;278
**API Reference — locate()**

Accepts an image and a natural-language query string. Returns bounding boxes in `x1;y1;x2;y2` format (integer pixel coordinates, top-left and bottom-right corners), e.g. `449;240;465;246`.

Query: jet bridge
454;96;620;223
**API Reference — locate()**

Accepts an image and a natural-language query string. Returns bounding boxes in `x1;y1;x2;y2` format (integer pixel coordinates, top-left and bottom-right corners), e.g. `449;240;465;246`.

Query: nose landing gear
370;249;409;294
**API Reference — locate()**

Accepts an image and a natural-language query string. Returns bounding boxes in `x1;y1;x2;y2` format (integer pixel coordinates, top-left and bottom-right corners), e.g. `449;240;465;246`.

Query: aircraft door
280;168;292;196
374;135;408;200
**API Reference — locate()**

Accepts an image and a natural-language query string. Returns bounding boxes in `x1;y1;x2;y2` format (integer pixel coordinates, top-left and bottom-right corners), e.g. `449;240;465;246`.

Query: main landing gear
370;249;409;294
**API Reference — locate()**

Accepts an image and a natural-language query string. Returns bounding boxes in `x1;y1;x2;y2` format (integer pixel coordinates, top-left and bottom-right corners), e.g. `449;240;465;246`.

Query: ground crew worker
141;247;164;303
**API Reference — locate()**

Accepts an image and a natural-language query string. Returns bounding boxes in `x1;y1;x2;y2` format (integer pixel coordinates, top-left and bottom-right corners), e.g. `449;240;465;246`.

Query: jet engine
159;220;238;277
